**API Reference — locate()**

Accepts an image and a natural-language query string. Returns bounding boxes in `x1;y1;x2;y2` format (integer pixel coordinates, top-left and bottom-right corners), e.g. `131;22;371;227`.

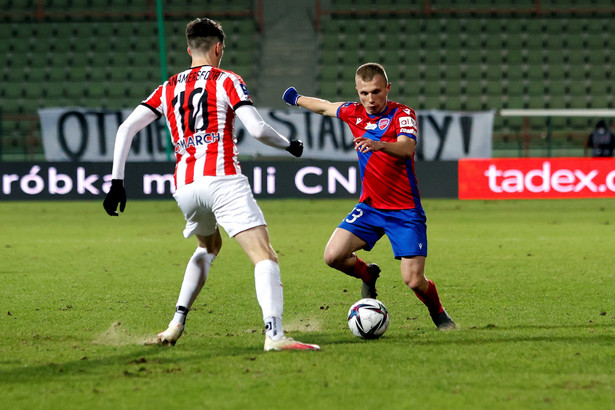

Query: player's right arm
103;105;158;216
282;87;343;117
111;105;159;179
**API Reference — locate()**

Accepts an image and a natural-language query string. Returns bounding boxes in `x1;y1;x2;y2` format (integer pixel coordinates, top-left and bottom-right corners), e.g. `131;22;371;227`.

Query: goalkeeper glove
282;87;301;106
103;179;127;216
285;140;303;157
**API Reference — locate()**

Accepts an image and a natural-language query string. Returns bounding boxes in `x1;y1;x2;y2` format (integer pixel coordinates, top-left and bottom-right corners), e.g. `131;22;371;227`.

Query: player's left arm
354;135;416;160
236;104;303;157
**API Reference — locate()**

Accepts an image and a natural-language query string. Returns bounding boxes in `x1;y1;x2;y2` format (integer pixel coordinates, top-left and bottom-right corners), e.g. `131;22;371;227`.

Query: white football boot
264;336;321;352
156;321;184;346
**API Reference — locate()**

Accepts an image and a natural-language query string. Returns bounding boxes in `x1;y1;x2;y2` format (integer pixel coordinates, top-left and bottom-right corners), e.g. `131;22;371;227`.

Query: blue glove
282;87;301;106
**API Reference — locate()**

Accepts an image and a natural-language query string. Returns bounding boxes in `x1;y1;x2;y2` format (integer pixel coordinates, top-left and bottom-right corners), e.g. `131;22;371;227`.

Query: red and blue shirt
337;100;422;211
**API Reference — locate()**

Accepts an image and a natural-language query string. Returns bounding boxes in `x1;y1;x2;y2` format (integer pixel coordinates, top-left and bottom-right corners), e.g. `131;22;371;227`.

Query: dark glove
282;87;301;106
103;179;126;216
285;139;303;157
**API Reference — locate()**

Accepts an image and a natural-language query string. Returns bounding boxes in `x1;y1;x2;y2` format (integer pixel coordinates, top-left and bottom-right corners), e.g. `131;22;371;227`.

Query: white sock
254;260;284;340
264;316;283;341
172;247;215;324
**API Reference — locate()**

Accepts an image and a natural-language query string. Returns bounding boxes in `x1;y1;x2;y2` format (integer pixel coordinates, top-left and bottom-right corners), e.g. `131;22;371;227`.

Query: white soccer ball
347;298;390;339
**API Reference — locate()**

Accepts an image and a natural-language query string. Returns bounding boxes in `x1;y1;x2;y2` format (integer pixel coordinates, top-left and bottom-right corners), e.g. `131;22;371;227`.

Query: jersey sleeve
336;102;355;121
141;85;164;119
221;71;254;111
394;107;418;141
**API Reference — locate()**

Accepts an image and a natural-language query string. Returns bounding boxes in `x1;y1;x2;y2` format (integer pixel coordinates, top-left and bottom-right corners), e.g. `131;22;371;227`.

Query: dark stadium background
1;0;613;161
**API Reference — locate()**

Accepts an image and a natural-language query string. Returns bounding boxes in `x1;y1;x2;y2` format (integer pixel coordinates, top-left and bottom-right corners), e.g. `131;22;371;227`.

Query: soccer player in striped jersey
283;63;456;330
103;17;319;351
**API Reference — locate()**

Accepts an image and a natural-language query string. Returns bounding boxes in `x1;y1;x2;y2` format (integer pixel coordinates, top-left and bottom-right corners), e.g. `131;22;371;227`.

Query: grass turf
1;198;614;409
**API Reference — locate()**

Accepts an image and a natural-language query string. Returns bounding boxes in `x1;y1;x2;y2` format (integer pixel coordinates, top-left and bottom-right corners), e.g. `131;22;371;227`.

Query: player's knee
265;243;278;263
267;251;279;264
212;231;222;252
403;274;426;292
206;238;222;255
323;249;343;269
197;230;222;255
253;245;278;265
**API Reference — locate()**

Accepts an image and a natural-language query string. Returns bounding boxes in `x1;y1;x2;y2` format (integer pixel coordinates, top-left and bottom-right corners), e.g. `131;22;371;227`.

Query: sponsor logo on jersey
399;116;416;128
378;118;390;130
174;132;220;153
356;118;362;125
365;122;377;130
400;127;417;135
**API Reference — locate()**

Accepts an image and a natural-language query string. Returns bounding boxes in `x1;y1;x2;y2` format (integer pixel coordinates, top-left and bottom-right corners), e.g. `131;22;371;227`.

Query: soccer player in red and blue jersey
283;63;456;330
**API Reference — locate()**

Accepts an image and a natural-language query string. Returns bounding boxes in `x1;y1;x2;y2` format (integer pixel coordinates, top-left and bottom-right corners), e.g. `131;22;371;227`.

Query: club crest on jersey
378;118;390;130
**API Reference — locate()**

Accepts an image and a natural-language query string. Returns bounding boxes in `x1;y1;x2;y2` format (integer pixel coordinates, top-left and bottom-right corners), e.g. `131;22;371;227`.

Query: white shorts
173;174;266;238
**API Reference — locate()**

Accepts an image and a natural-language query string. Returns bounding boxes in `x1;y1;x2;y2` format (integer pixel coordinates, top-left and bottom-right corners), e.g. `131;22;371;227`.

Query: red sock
414;280;444;318
345;256;370;282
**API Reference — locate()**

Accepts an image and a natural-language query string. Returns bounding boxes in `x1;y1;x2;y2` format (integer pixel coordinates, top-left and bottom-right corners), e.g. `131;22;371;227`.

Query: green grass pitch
1;198;614;409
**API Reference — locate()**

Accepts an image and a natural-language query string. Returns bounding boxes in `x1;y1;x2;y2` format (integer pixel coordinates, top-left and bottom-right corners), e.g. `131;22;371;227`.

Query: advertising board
459;158;615;199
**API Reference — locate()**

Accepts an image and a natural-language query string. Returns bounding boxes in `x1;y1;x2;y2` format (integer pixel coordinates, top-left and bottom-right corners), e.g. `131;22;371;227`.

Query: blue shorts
338;202;427;259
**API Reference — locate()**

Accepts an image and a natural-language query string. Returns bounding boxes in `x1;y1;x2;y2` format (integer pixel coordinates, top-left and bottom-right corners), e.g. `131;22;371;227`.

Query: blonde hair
356;63;389;84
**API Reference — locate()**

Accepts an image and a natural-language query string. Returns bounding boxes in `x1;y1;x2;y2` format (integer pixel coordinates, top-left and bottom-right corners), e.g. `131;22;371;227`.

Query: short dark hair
356;63;389;84
185;17;225;52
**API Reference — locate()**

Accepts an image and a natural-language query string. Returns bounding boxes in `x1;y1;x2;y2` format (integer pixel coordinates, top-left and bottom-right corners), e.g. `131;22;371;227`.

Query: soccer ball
347;298;389;339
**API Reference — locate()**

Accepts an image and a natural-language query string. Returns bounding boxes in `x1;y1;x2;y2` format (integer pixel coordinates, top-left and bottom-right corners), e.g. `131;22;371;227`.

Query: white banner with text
39;108;493;162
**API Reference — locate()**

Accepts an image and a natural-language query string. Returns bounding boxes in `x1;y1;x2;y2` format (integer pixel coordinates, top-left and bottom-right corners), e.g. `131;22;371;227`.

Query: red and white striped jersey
142;65;253;189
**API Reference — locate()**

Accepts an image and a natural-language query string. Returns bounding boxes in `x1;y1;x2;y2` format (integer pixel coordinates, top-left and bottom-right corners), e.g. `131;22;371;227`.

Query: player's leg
400;257;456;330
156;180;219;345
234;225;282;335
324;227;381;298
175;231;221;319
385;208;456;330
323;227;367;273
211;174;318;351
234;226;319;351
156;230;221;345
232;224;281;335
325;204;384;298
400;256;429;294
209;174;282;335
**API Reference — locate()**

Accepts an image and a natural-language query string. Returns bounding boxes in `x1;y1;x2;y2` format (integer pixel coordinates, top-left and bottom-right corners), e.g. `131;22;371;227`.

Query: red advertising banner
458;157;615;199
